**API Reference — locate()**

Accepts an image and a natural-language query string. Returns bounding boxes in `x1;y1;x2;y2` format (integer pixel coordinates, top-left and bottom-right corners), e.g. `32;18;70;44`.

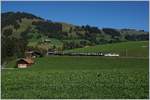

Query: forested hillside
1;12;149;63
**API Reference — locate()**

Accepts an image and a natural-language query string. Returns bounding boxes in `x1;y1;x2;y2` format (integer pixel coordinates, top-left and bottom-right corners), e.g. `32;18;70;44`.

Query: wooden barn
17;58;34;68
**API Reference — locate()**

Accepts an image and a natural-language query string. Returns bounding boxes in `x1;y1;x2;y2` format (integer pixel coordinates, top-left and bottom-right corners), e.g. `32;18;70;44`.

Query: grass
2;41;149;99
2;56;149;99
66;41;149;57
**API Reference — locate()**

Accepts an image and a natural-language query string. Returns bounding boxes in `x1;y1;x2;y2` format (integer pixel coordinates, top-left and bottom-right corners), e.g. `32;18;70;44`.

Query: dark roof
25;51;41;54
17;58;34;64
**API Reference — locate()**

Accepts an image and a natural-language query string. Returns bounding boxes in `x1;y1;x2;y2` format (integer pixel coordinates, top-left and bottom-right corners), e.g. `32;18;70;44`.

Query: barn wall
18;64;27;68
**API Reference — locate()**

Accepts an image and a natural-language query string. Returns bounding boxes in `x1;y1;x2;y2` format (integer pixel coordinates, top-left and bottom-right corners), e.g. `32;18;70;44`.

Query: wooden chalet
17;58;34;68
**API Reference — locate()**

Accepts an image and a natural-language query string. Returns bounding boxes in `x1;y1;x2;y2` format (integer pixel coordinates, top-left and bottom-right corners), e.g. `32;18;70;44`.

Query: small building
43;39;51;43
25;51;42;58
25;51;33;58
17;58;34;68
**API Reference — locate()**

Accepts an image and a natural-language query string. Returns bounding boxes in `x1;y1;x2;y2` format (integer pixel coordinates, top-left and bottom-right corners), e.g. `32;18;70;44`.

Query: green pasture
66;41;149;57
2;56;149;99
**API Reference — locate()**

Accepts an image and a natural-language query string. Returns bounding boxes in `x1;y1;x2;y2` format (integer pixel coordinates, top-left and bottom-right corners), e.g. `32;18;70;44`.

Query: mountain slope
2;12;149;44
1;11;149;63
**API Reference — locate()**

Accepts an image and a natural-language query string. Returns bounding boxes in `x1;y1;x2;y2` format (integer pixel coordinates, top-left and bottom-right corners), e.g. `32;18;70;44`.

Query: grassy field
2;56;149;99
66;41;149;57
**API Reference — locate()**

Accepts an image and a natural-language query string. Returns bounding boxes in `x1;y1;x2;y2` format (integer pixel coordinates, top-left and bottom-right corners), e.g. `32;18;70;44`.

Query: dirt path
1;68;17;70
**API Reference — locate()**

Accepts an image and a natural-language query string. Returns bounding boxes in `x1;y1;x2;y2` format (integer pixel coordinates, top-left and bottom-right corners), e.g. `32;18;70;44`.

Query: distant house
43;39;51;43
17;58;34;68
25;51;34;58
25;51;42;58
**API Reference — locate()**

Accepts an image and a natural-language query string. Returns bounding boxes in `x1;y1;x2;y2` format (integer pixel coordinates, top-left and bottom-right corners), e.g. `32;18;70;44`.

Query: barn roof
17;58;34;64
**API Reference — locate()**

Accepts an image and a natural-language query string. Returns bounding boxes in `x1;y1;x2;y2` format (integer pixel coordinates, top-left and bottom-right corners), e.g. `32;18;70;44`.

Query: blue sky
1;1;149;31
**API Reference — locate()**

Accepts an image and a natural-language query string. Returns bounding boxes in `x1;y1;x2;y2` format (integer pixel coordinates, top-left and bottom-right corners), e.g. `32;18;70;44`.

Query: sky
1;1;149;31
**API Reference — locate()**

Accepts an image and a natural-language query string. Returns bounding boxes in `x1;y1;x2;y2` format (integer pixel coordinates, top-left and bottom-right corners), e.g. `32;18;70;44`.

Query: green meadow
66;41;149;57
2;41;149;99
